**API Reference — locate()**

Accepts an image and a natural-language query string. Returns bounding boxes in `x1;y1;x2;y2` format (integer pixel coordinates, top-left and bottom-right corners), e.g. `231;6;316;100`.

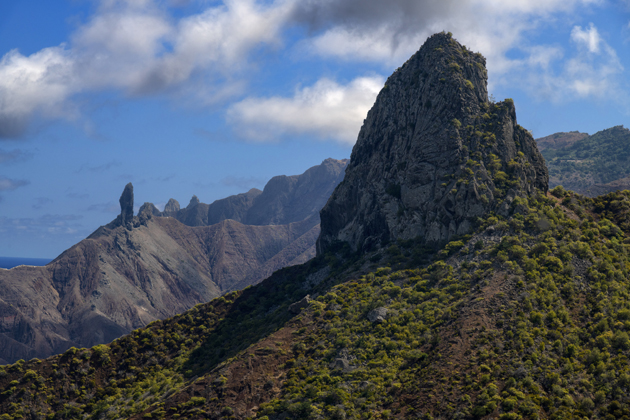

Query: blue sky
0;0;628;258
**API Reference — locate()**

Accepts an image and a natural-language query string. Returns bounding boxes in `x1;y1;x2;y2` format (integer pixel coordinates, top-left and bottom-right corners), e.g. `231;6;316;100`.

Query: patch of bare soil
396;271;519;418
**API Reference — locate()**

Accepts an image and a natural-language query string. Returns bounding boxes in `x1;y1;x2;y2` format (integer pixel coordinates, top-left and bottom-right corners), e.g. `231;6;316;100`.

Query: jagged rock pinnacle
317;32;548;255
188;195;200;208
164;198;180;214
119;183;134;230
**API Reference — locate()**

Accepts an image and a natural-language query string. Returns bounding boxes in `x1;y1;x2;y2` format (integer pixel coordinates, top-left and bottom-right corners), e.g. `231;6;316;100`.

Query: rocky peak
138;202;160;225
164;198;180;214
119;183;134;230
317;32;548;254
187;195;200;208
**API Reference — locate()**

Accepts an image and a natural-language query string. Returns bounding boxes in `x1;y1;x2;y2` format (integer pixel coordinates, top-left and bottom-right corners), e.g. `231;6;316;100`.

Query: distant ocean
0;257;53;269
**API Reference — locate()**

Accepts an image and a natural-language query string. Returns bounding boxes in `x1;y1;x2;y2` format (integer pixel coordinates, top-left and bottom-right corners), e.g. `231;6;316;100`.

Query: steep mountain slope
541;126;630;196
6;32;630;420
0;159;346;364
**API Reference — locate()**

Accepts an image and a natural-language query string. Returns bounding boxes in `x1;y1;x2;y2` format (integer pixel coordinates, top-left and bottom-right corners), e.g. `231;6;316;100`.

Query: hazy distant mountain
535;130;588;151
207;158;347;226
0;158;347;363
538;126;630;196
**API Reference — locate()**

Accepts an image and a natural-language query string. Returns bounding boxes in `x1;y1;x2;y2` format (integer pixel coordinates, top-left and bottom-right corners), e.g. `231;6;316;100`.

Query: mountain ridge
0;158;347;363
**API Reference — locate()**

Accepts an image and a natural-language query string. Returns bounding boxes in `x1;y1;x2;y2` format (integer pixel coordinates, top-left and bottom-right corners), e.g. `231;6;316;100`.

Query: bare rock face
138;202;160;225
119;183;134;230
317;32;548;254
367;307;388;324
177;195;209;226
164;198;180;214
207;188;262;225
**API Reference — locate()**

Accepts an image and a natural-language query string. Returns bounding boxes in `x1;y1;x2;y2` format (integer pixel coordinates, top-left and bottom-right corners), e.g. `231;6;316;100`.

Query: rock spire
119;182;134;230
317;32;548;255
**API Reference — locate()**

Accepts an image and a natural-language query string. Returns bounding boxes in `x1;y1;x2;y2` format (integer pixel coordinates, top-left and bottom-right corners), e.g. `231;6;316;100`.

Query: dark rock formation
317;32;548;255
288;295;311;314
164;198;180;215
138;202;160;225
119;183;134;230
367;307;388;324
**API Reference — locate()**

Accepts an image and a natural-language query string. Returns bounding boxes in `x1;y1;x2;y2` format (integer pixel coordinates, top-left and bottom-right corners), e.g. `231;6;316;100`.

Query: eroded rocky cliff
317;32;548;254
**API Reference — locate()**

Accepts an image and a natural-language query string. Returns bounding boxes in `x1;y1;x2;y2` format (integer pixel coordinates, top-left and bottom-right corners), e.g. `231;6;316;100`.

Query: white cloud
227;76;384;144
0;0;622;141
571;23;602;53
521;24;623;101
0;47;76;137
0;0;293;138
291;0;602;79
0;177;29;191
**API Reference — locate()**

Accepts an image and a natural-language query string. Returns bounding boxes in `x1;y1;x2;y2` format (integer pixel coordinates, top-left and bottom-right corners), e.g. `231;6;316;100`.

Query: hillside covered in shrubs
3;32;630;420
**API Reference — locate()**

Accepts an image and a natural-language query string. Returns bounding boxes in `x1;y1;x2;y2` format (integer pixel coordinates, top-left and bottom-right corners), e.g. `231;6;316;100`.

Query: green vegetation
6;186;630;418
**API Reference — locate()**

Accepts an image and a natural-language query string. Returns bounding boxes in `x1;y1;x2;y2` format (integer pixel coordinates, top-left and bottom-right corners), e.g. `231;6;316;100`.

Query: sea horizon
0;256;54;270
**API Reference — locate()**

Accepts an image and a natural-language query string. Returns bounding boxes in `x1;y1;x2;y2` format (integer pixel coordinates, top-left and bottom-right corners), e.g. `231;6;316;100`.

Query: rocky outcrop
119;183;134;230
156;159;347;229
288;295;311;314
164;198;180;215
317;32;548;254
177;195;210;227
367;307;388;324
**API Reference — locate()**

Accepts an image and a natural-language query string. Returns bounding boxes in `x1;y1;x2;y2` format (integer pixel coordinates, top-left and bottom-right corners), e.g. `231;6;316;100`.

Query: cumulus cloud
0;177;29;191
0;0;292;138
0;0;621;141
227;76;384;144
290;0;600;76
0;46;76;138
518;23;623;102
